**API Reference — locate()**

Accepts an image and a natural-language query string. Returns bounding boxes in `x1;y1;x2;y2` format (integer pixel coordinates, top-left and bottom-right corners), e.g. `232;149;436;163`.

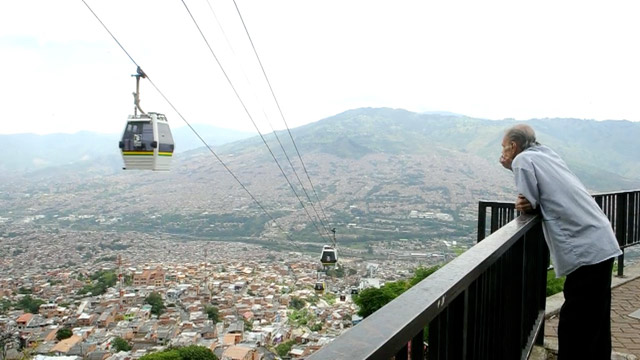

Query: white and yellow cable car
119;112;174;170
118;67;174;171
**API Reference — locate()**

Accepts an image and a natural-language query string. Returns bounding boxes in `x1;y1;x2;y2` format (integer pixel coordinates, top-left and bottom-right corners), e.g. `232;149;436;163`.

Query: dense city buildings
0;228;450;359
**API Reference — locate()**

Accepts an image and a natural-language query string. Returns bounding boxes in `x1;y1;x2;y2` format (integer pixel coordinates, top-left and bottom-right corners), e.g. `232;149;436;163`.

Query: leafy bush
139;346;217;360
56;328;73;341
354;265;441;318
275;340;296;357
546;270;565;296
145;292;165;316
205;306;219;322
16;295;44;314
111;337;131;352
289;297;306;310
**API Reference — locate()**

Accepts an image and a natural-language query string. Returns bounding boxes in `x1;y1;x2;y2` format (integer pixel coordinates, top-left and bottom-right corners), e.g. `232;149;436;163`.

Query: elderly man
499;124;621;359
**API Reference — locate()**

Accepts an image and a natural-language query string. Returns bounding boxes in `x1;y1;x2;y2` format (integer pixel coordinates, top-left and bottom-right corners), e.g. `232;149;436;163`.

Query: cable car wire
205;0;332;240
231;0;333;232
80;0;304;250
180;0;332;244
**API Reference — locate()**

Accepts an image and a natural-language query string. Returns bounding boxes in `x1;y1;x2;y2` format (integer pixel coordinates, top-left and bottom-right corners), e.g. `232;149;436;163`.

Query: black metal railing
307;189;639;360
478;189;640;276
593;190;640;276
477;201;516;242
308;214;548;360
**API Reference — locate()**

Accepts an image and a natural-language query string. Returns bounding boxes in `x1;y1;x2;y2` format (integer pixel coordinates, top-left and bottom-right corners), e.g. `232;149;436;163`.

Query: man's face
499;136;517;170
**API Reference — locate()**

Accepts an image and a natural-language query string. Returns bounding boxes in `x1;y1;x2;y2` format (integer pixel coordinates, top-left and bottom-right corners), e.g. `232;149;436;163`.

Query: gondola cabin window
157;123;174;152
122;122;154;151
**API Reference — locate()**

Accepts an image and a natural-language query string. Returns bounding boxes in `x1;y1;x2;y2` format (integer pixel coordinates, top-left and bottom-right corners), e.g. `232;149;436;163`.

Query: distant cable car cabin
119;67;174;171
314;281;325;294
320;245;338;267
320;228;339;267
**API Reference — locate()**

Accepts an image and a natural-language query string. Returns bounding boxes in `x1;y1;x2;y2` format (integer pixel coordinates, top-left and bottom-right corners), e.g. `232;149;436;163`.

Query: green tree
243;318;253;332
77;269;118;296
288;309;314;327
145;292;165;316
353;287;395;318
176;345;217;360
16;295;44;314
409;265;441;287
275;340;296;357
0;299;12;314
289;297;306;310
205;306;219;323
56;328;73;341
354;265;443;319
139;346;217;360
111;337;131;352
139;349;181;360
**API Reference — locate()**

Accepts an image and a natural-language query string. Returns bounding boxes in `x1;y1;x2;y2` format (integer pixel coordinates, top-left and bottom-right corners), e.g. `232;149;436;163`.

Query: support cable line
231;0;333;231
180;0;332;244
205;0;332;239
80;0;303;250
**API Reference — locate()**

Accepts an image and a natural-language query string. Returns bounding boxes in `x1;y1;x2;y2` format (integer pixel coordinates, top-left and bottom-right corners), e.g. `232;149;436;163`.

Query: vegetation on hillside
111;337;132;352
145;292;165;316
77;269;117;296
353;265;440;318
138;345;217;360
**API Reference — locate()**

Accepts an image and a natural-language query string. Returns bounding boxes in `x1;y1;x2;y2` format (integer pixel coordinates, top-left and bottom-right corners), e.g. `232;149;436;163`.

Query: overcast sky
1;0;639;135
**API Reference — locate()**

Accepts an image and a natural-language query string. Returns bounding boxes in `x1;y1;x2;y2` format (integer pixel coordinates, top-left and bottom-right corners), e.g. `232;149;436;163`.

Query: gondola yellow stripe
123;151;154;156
158;152;173;157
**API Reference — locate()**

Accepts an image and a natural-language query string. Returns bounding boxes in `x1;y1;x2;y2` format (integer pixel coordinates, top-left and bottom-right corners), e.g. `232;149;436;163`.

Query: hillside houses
1;228;446;359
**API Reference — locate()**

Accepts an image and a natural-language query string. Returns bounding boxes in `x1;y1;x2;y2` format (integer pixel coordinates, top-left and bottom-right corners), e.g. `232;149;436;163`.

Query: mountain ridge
2;107;638;246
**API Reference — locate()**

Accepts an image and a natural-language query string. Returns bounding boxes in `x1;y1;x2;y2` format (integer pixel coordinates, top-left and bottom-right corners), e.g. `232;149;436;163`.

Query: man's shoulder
513;145;556;169
518;145;555;159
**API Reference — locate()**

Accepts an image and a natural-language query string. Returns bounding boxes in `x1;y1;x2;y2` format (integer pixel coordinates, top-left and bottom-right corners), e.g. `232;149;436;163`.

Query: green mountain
2;108;638;246
221;108;640;190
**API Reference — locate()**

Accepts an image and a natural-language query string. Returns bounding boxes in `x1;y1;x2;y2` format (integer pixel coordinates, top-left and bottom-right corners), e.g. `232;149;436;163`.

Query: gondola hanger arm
132;66;147;116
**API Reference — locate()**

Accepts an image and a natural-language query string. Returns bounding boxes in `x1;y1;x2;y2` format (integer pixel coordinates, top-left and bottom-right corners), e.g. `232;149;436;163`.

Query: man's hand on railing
515;194;539;214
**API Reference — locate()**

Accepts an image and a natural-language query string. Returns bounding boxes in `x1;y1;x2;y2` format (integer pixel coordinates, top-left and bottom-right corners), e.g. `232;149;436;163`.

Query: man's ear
510;141;518;154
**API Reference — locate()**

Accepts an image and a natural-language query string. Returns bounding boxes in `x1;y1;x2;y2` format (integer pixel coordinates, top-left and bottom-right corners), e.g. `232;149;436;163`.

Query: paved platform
541;261;640;359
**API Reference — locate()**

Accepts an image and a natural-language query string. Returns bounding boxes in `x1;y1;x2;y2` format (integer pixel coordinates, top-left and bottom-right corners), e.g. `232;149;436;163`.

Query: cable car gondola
320;245;337;267
314;281;325;294
320;228;338;267
118;67;174;171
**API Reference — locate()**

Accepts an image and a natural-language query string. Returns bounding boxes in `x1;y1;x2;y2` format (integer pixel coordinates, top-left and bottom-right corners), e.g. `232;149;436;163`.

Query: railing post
395;344;408;359
615;193;628;276
478;202;487;242
618;250;625;277
410;330;424;360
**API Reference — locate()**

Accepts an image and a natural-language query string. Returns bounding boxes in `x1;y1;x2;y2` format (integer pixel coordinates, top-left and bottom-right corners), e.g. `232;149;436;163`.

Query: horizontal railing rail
479;189;640;276
308;214;547;360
